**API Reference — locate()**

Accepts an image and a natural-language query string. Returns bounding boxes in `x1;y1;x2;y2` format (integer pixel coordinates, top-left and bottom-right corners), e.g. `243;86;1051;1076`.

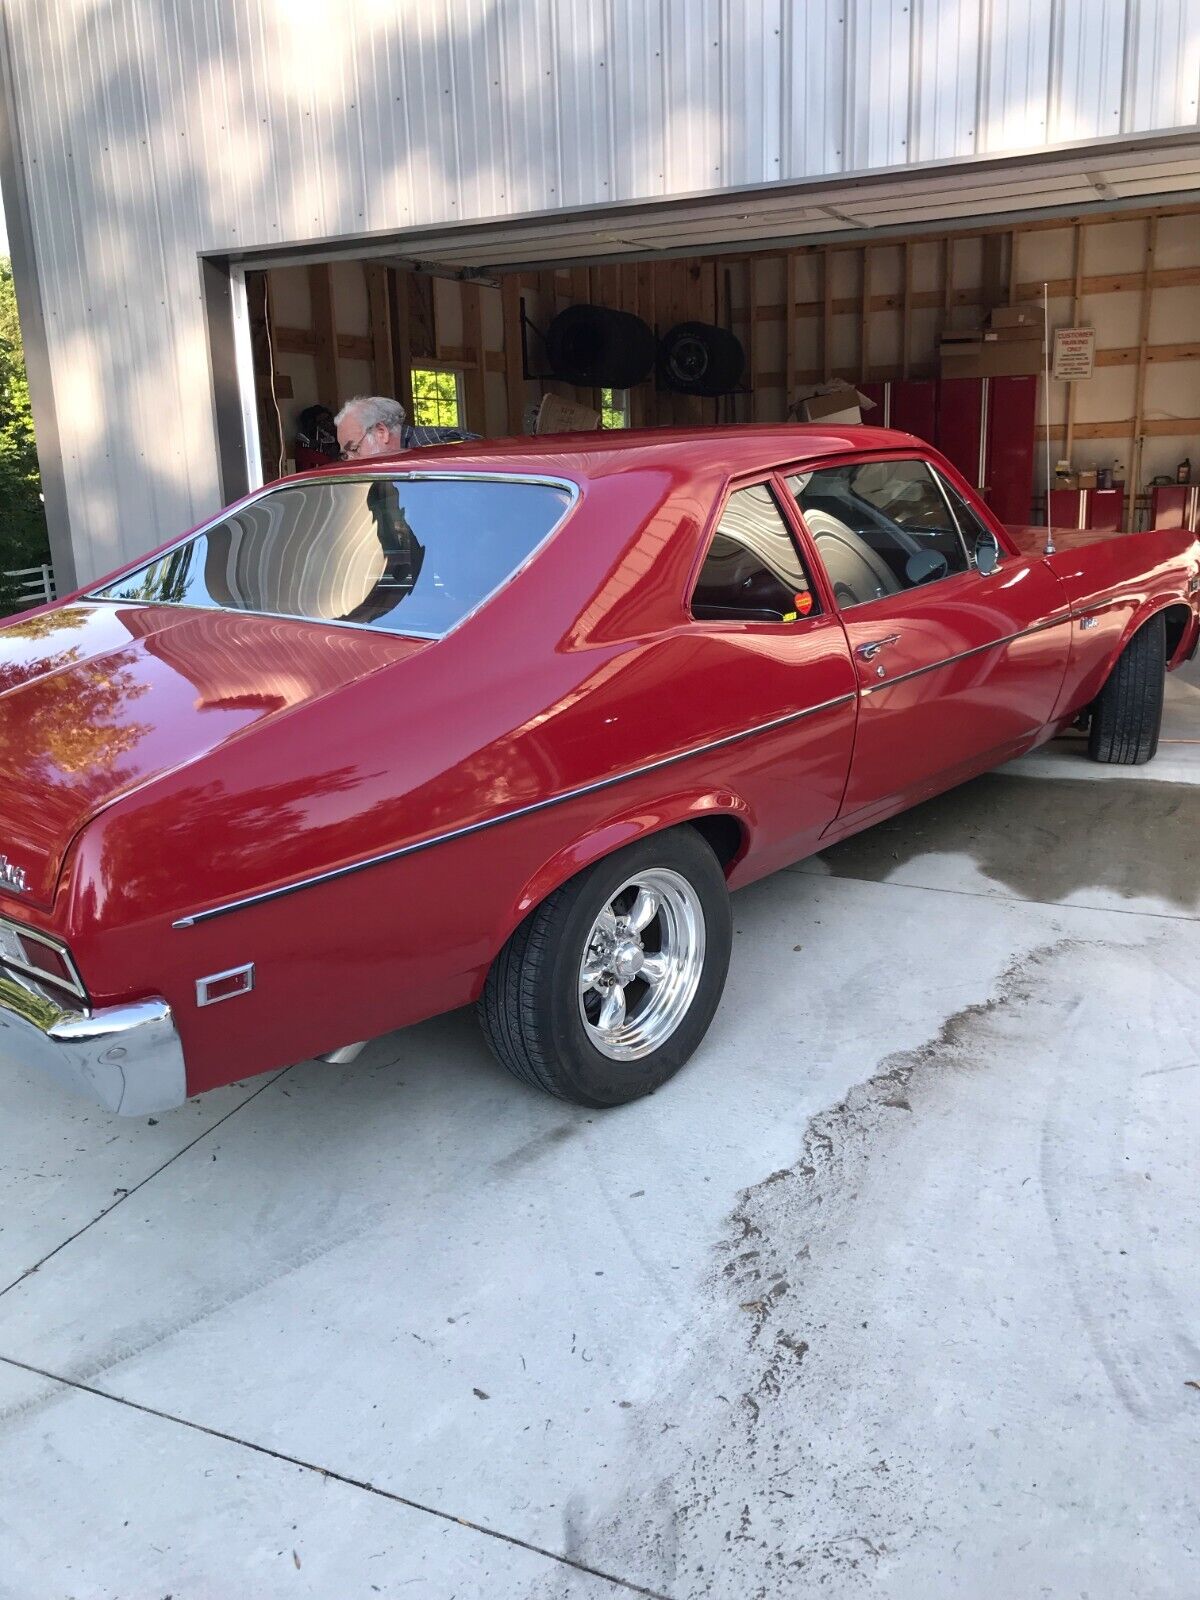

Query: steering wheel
904;549;949;586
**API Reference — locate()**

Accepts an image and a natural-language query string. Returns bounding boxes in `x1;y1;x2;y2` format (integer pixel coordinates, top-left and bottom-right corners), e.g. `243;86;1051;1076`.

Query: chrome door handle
856;634;901;663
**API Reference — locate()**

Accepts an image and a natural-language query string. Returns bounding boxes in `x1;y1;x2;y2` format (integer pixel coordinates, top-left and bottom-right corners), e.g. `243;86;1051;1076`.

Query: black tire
658;321;746;396
543;304;657;389
1087;614;1166;765
478;829;733;1108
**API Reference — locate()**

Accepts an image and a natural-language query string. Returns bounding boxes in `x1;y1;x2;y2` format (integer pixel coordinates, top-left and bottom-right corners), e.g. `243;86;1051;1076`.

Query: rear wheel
1087;614;1166;765
478;829;732;1107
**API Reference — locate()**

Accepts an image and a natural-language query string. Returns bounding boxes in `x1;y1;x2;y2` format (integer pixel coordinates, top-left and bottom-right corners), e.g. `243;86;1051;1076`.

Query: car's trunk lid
0;602;425;908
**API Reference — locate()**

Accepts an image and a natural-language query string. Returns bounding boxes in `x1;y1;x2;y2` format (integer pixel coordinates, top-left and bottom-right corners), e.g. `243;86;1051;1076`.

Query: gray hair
335;395;407;433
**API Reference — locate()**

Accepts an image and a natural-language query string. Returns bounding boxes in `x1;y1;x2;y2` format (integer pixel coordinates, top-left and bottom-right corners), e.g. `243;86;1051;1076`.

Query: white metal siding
4;0;1199;581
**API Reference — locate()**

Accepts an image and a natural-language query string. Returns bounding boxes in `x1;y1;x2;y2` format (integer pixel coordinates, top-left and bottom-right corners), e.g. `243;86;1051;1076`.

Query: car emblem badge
0;854;29;894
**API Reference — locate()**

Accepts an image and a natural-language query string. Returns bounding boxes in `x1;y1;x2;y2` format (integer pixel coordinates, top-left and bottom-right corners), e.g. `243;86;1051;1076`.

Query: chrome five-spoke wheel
478;828;733;1106
578;868;706;1060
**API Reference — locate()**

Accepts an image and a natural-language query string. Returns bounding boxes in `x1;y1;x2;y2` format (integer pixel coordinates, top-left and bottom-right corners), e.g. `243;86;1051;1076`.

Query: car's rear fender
502;790;755;952
1083;596;1195;708
1052;582;1196;727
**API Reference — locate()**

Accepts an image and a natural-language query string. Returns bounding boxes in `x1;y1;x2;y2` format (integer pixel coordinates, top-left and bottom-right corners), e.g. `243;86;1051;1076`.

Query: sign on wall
1052;326;1096;381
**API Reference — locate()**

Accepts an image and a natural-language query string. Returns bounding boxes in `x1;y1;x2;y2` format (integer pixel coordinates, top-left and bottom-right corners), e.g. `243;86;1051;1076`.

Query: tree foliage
410;366;462;430
0;257;50;613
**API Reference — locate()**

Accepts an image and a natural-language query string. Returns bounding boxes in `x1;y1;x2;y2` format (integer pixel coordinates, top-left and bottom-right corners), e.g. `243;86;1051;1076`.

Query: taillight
17;934;77;988
0;917;85;999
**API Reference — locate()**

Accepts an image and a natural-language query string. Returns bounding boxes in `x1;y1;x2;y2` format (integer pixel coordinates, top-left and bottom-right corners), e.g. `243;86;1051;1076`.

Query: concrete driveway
2;663;1198;1600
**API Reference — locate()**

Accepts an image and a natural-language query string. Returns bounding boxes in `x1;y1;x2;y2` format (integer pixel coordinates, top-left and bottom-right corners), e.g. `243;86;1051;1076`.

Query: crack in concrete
0;1352;672;1600
0;1068;292;1301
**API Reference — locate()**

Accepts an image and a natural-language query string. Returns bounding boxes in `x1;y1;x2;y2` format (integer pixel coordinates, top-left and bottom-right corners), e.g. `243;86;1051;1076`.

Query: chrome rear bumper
0;968;186;1115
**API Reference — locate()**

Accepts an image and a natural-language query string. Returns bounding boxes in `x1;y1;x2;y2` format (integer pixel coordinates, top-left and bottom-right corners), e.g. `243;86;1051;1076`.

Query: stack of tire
543;304;745;397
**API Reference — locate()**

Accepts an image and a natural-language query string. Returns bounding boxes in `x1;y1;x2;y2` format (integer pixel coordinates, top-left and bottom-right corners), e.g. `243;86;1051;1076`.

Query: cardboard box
535;393;600;433
796;381;876;426
989;322;1045;342
1077;469;1098;489
801;391;862;424
941;335;1042;378
990;305;1038;329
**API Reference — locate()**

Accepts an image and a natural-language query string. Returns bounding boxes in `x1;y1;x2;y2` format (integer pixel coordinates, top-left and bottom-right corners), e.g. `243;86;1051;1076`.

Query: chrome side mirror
974;531;1001;576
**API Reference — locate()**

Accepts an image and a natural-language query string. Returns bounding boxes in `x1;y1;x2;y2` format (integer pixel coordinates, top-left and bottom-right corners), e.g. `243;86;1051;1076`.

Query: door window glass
786;459;970;610
935;471;997;562
691;483;819;623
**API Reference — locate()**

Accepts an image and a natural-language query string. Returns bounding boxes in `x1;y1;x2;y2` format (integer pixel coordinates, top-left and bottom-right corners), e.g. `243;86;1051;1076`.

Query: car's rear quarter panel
1021;524;1200;721
45;461;853;1092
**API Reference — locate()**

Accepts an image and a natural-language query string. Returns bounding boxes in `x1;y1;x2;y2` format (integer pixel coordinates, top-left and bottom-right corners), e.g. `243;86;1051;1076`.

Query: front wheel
1087;615;1166;765
478;829;733;1107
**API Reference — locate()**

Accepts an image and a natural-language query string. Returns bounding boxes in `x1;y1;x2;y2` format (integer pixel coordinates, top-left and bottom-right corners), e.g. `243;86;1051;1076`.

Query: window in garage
411;365;465;430
600;387;629;429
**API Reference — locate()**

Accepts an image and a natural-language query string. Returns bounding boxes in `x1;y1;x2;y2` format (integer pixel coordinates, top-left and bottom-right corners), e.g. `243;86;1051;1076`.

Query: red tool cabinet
859;376;1037;525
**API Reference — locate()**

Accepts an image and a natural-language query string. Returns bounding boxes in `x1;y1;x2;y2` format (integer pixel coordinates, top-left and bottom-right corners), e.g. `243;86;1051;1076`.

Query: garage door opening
240;200;1200;534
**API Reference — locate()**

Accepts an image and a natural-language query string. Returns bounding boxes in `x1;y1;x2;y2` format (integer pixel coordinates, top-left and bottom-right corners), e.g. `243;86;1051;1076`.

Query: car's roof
310;423;920;485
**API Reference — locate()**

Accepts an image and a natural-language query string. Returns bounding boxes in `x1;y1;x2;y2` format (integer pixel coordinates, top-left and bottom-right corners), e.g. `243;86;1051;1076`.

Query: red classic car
2;426;1198;1115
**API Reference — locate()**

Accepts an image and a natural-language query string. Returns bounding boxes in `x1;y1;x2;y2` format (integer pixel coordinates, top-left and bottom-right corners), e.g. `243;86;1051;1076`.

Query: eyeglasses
339;425;377;460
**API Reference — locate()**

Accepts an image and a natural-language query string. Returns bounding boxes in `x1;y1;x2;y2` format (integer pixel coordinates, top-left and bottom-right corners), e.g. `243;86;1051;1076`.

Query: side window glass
936;471;997;565
786;459;970;611
691;483;820;623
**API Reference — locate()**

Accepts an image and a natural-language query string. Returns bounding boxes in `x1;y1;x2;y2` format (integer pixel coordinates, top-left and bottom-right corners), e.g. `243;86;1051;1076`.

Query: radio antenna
1042;280;1056;556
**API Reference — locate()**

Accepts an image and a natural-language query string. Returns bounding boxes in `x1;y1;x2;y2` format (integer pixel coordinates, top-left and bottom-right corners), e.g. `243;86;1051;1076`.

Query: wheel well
688;813;747;874
1163;603;1191;664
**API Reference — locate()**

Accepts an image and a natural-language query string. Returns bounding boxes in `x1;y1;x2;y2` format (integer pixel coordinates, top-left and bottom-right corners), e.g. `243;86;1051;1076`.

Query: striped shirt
400;423;481;448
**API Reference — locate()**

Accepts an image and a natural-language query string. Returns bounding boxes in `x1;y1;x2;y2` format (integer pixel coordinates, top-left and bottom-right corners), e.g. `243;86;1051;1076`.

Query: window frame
409;364;467;431
599;387;630;429
685;471;830;629
84;469;581;641
931;466;1003;572
780;449;1014;615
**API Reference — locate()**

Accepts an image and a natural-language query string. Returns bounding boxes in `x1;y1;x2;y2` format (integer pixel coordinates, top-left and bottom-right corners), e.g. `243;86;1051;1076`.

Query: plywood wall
257;202;1198;509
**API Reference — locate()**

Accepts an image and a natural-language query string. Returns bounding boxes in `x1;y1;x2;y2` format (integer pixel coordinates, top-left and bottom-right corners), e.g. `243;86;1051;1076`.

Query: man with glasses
334;395;477;459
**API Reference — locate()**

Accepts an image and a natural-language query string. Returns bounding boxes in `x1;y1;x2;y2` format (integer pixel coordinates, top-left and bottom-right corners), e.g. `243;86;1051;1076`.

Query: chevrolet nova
1;426;1197;1115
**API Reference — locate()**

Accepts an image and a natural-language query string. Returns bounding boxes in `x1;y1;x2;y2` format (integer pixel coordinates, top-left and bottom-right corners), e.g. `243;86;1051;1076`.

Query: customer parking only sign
1053;327;1096;381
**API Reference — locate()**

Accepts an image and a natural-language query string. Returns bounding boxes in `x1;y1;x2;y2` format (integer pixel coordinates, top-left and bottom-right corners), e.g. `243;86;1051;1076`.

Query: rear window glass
91;476;574;637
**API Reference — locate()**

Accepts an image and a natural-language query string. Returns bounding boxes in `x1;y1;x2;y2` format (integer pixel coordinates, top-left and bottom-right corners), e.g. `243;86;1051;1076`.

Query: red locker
1048;488;1126;532
984;376;1038;526
1088;488;1124;533
856;381;937;445
936;378;986;490
1151;485;1199;530
854;377;1036;526
890;379;938;444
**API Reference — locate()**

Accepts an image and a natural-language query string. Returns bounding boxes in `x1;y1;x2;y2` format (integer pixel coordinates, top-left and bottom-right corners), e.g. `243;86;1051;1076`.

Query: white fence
3;564;56;608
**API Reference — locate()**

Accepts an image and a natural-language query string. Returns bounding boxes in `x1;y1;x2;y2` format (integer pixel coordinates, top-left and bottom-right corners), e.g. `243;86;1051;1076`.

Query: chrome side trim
977;378;989;489
860;613;1071;696
87;596;446;643
173;691;858;928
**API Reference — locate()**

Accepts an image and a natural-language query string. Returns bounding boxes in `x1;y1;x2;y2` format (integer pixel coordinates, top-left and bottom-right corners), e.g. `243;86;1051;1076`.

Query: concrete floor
2;662;1198;1599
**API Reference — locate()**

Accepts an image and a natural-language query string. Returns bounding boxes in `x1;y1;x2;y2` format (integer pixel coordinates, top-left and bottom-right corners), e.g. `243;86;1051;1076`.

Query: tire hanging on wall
658;321;746;397
543;304;658;389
